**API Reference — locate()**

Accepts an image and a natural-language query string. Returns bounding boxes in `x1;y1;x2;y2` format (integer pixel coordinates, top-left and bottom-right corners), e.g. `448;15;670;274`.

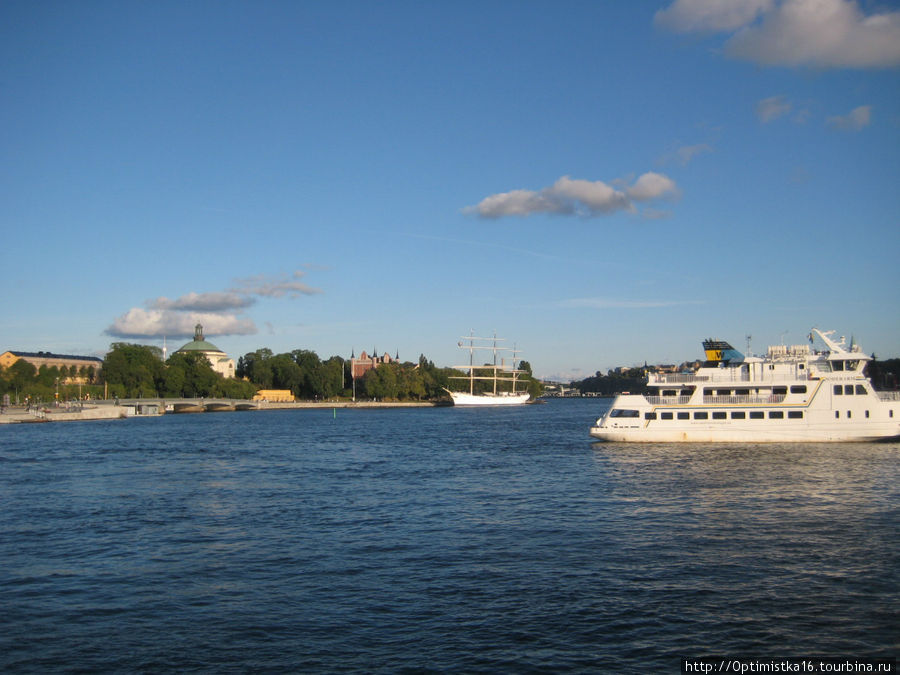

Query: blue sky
2;0;899;381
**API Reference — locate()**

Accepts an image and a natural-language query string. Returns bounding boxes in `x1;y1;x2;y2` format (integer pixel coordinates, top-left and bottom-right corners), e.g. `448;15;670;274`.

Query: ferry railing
649;374;709;384
877;391;900;402
645;396;693;405
703;394;786;405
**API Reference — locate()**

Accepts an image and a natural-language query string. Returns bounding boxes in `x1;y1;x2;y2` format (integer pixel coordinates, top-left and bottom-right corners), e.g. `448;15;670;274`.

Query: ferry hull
590;424;900;443
449;391;530;406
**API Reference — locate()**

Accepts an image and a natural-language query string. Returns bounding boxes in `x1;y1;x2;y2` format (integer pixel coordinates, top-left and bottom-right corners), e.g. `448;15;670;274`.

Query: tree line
0;343;544;402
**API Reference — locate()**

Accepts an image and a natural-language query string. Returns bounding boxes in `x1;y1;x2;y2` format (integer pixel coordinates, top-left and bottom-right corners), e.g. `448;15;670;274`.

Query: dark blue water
1;400;897;672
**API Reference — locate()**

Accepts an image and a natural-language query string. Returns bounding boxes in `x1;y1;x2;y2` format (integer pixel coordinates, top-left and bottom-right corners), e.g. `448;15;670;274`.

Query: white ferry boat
590;329;900;442
445;333;531;406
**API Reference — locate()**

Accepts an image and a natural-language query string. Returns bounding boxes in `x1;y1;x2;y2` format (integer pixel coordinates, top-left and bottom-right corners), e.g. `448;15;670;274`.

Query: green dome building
175;324;236;379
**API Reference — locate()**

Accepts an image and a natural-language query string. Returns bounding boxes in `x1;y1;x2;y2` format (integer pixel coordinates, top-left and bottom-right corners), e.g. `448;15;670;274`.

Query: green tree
321;357;345;398
166;352;218;397
270;353;303;394
237;349;274;388
102;343;165;396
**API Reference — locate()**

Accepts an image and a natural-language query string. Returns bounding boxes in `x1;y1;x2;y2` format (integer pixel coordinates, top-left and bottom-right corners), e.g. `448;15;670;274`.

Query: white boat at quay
590;328;900;442
445;333;531;406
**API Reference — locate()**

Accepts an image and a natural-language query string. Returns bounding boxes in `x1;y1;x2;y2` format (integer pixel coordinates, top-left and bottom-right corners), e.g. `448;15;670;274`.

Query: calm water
1;399;897;673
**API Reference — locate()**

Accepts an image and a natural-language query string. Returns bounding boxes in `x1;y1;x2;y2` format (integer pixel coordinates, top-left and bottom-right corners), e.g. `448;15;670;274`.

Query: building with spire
349;349;398;379
173;324;236;379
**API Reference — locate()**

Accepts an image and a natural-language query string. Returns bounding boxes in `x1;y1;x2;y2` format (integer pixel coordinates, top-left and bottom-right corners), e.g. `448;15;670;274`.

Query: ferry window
677;412;690;420
750;411;764;419
855;385;866;395
644;412;657;420
790;386;807;394
610;409;640;418
788;411;803;419
844;385;854;395
798;363;805;370
716;389;731;396
773;387;787;396
661;412;673;420
890;410;894;418
713;412;727;420
662;390;677;397
833;361;844;371
865;410;869;418
731;411;746;419
847;411;852;419
694;412;709;420
835;411;840;419
704;388;715;396
834;385;842;395
769;411;784;419
736;389;750;396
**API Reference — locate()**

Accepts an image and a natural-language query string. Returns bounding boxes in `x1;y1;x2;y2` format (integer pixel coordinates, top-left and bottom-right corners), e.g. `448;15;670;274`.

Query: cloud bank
466;173;678;219
105;271;322;339
106;309;257;339
657;0;900;68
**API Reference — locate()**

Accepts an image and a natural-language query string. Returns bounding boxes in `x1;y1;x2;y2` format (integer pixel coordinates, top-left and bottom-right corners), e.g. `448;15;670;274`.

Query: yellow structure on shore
252;389;295;402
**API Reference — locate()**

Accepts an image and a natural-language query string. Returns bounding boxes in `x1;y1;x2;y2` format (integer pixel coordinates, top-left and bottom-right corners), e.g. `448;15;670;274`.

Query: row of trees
236;350;543;401
0;360;100;404
0;344;544;402
100;344;256;399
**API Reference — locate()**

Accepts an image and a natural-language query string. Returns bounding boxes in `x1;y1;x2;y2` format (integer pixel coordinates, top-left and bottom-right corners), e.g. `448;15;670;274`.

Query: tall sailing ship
590;328;900;442
445;333;531;406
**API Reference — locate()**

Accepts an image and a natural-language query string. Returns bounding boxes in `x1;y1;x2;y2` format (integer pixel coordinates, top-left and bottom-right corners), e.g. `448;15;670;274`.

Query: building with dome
174;324;236;379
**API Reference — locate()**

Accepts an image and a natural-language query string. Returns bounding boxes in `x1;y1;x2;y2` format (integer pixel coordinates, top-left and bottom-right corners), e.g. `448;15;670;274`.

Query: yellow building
0;351;103;384
252;389;295;402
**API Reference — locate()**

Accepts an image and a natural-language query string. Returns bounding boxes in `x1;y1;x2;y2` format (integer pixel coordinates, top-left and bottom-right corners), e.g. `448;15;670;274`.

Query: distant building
173;324;236;379
252;389;295;402
0;350;102;384
350;349;398;379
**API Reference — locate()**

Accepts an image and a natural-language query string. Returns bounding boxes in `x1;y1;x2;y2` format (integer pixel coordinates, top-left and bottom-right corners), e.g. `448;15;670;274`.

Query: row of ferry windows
659;385;810;397
645;410;804;420
834;385;867;395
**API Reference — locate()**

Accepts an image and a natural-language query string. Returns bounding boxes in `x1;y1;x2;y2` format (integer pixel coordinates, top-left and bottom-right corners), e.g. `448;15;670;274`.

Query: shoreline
0;399;444;424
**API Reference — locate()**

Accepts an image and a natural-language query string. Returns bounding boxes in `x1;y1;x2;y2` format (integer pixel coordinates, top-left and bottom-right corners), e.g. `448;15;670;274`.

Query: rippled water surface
2;400;897;672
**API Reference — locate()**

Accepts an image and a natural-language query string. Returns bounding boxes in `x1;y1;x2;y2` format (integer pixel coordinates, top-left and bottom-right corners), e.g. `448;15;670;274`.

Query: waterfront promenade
0;398;439;424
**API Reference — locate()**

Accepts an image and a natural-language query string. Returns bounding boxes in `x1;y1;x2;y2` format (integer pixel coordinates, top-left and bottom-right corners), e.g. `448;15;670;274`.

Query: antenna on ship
746;335;752;356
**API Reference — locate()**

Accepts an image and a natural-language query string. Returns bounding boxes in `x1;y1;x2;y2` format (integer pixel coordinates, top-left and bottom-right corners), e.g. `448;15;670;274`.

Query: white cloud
466;172;678;219
626;172;679;201
107;270;322;339
756;95;792;122
149;291;256;312
656;0;774;33
728;0;900;67
232;270;322;298
657;0;900;68
106;308;257;339
826;104;872;130
677;143;713;164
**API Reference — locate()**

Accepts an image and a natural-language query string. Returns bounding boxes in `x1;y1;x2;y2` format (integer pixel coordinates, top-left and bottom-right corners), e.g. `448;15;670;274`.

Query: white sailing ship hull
449;391;531;406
